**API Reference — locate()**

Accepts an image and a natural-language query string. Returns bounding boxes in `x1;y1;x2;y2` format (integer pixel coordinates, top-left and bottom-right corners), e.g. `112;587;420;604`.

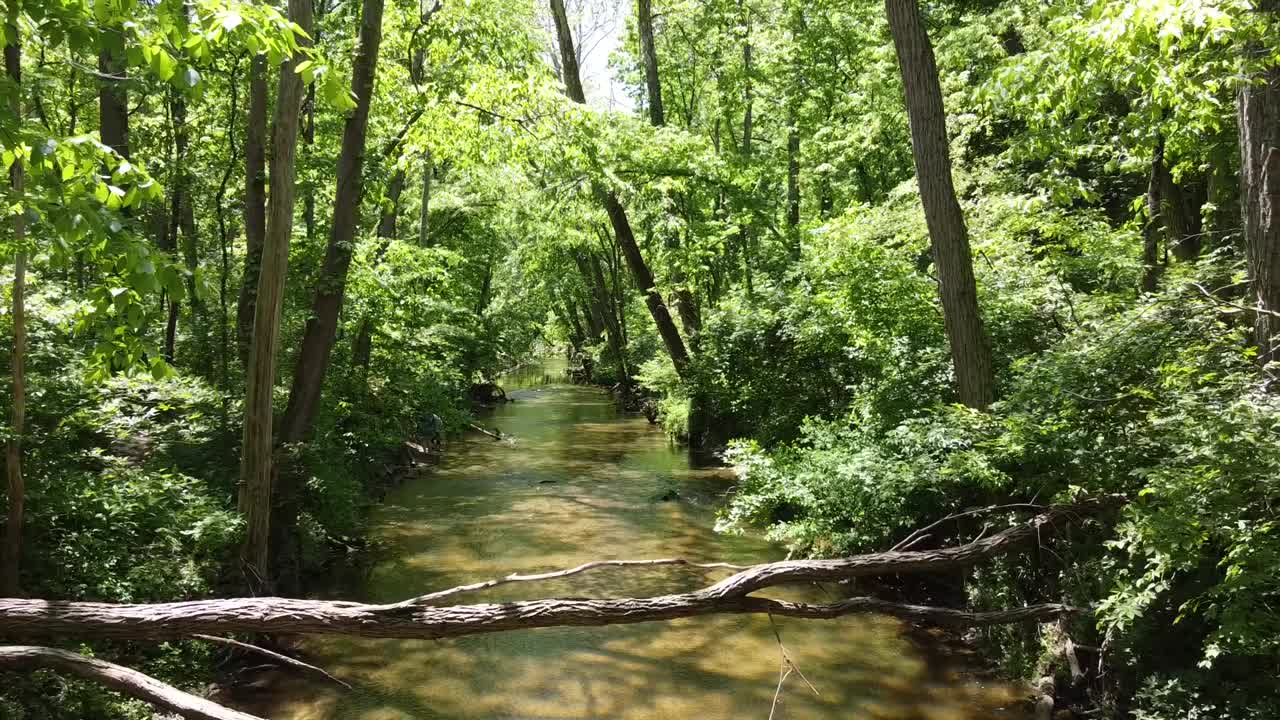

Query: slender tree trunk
786;101;801;260
1163;171;1201;262
281;0;387;445
885;0;994;409
271;0;386;590
637;0;663;126
577;251;629;381
303;84;316;243
216;62;241;428
738;3;754;297
418;150;431;246
1142;137;1166;294
1239;0;1280;367
98;30;128;159
237;55;268;368
550;0;691;379
3;12;26;597
237;0;314;591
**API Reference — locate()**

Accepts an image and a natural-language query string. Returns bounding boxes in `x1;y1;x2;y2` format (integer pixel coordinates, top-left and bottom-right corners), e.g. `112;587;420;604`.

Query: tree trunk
3;16;26;597
637;0;664;126
786;101;801;260
281;0;387;444
885;0;995;409
549;0;691;378
237;0;314;590
418;150;432;246
353;109;424;372
1142;136;1165;294
577;251;629;381
0;504;1096;640
97;32;128;159
1239;0;1280;367
237;55;269;368
1163;171;1201;262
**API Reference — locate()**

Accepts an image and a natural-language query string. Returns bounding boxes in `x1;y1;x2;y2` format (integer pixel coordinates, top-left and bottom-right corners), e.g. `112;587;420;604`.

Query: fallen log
0;504;1097;641
0;645;265;720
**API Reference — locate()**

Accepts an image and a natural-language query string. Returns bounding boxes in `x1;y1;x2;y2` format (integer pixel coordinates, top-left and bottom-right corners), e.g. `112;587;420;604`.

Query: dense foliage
1;0;1279;717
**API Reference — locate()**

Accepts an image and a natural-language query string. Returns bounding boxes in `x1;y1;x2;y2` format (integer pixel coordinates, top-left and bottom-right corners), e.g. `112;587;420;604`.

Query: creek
250;361;1025;720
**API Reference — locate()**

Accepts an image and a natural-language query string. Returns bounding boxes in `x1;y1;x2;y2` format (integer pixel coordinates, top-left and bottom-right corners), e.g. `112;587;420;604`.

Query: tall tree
237;0;314;589
2;0;26;597
97;19;128;159
549;0;691;378
885;0;994;408
637;0;663;127
281;0;388;445
1141;136;1165;294
1239;0;1280;367
237;55;268;367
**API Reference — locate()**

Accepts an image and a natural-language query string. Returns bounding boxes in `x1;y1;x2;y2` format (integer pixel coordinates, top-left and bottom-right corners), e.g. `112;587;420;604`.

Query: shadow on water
244;360;1029;720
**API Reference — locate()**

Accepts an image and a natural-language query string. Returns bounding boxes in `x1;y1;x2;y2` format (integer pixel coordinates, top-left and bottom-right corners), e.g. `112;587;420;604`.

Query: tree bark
3;10;25;597
237;0;314;590
1141;136;1165;294
281;0;388;445
885;0;994;409
272;0;387;591
549;0;691;378
786;101;801;260
577;251;629;381
637;0;664;126
0;646;264;720
237;54;269;369
0;504;1095;640
418;150;432;246
97;30;128;159
1239;0;1280;366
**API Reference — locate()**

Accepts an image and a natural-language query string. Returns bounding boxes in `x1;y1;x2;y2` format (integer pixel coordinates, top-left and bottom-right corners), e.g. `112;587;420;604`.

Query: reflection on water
252;361;1026;720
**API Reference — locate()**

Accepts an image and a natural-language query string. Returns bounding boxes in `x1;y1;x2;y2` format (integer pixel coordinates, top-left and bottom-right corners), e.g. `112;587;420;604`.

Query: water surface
255;364;1025;720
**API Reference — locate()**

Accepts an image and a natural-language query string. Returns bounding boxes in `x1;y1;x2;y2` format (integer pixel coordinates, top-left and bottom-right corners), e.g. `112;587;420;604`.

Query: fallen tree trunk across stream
0;502;1106;720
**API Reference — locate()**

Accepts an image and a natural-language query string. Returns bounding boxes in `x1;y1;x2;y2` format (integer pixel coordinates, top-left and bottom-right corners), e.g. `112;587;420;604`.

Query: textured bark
0;646;263;720
237;0;314;589
237;55;269;369
97;32;128;159
786;100;801;259
1239;1;1280;366
418;150;432;246
3;16;25;597
1162;171;1202;262
0;504;1095;640
549;0;691;378
637;0;664;126
885;0;994;409
281;0;388;445
1142;137;1165;294
273;0;387;592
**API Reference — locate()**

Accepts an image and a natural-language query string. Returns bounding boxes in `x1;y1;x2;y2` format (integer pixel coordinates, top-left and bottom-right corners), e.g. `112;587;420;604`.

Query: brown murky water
252;362;1027;720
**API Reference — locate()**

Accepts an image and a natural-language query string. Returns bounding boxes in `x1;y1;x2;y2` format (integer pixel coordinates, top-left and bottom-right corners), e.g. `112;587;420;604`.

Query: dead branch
391;557;754;606
192;634;351;689
0;645;264;720
0;504;1098;641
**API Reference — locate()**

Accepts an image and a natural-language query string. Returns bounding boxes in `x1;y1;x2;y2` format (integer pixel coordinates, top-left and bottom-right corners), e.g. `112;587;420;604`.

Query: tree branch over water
0;503;1106;719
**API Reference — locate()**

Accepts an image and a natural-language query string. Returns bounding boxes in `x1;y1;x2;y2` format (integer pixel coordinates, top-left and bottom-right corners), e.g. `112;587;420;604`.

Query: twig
192;634;351;690
389;557;752;607
891;503;1045;551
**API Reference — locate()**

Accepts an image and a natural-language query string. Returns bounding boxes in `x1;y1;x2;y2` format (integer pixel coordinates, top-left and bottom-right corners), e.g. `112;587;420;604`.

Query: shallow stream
250;362;1025;720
